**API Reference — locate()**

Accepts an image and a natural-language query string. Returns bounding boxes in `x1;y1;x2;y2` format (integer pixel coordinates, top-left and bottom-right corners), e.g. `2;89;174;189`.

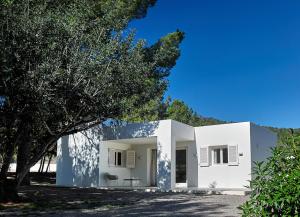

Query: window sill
211;163;229;166
108;165;126;168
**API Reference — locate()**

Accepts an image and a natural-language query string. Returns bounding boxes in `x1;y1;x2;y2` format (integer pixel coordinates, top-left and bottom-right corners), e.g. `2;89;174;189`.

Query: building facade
56;120;277;191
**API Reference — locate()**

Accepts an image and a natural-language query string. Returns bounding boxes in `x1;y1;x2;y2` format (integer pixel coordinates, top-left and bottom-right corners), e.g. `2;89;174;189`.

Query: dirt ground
0;184;248;217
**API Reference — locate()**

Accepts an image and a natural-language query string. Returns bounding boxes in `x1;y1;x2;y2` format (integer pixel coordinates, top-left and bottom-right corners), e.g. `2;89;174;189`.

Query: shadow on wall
57;136;74;185
57;128;100;187
99;121;159;141
58;121;160;188
157;142;171;190
72;128;101;187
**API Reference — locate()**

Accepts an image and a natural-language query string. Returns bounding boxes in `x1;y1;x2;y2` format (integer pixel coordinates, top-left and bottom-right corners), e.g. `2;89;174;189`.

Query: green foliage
124;97;225;126
97;0;156;27
165;99;225;126
166;99;193;124
122;96;170;122
0;0;12;6
268;127;300;145
149;30;185;72
240;134;300;216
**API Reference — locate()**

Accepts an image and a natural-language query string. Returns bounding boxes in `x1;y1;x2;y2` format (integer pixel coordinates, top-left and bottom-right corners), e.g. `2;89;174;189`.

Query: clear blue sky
130;0;300;128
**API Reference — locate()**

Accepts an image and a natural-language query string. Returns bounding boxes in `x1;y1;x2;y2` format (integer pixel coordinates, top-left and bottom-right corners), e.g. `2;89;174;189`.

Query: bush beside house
240;135;300;216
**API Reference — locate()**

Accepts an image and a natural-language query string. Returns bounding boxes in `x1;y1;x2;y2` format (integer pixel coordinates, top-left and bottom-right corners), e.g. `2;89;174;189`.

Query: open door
176;149;187;186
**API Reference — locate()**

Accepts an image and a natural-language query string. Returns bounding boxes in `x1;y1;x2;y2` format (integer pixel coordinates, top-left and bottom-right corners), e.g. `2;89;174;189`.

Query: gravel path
54;194;248;217
0;186;248;217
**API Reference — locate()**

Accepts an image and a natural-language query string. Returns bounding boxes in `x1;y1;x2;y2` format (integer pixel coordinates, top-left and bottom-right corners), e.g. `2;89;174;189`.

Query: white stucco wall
195;122;252;189
250;123;277;174
186;142;198;187
130;144;155;186
156;120;195;189
56;130;100;187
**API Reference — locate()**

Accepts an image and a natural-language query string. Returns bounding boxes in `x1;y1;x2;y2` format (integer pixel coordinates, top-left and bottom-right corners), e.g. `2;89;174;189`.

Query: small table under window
123;178;141;187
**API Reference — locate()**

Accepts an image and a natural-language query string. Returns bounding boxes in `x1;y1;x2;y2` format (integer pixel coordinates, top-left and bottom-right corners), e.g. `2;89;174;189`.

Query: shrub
240;136;300;216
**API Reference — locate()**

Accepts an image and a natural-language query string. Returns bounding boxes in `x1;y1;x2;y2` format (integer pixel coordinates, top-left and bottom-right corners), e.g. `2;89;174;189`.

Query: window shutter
199;147;209;167
126;150;136;168
108;149;115;166
122;151;126;167
228;145;238;166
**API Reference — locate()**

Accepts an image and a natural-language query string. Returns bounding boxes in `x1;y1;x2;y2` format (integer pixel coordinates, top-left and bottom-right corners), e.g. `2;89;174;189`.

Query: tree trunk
46;154;52;173
0;145;15;181
38;158;43;173
40;155;46;173
16;126;32;186
0;147;18;202
0;119;22;202
15;138;57;188
0;148;19;202
0;140;18;202
0;179;18;202
15;135;58;190
16;143;31;186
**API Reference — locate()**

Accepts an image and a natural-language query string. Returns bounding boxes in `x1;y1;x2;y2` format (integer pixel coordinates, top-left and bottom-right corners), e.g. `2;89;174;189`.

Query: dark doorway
150;149;157;186
176;149;187;183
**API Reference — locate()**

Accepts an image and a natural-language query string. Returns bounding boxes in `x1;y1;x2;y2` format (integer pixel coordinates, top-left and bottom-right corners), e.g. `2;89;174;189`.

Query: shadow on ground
0;185;248;217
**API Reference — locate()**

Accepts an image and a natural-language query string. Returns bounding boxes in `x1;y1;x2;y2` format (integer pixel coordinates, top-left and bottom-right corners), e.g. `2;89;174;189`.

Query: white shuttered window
199;147;209;167
126;150;136;168
108;149;115;166
228;145;239;166
108;149;125;167
212;147;228;165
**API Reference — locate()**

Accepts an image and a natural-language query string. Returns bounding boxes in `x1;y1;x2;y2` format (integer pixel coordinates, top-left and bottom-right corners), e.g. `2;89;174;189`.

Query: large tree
0;0;184;201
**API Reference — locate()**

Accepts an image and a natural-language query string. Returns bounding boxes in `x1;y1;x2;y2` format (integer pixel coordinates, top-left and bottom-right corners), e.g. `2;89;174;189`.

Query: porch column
156;133;176;190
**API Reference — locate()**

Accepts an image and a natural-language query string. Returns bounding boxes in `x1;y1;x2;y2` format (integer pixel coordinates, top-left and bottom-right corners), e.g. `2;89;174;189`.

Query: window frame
211;146;228;165
109;149;125;168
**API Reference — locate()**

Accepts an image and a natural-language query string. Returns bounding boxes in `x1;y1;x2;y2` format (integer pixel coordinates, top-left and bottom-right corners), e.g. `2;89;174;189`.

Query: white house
56;120;277;192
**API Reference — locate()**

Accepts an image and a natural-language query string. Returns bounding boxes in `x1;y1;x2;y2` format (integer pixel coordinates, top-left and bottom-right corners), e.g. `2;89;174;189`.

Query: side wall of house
250;123;277;176
56;131;100;187
195;122;252;189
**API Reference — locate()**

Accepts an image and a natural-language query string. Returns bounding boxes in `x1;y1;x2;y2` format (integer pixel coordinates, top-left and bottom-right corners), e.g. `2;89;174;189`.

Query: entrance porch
99;135;197;190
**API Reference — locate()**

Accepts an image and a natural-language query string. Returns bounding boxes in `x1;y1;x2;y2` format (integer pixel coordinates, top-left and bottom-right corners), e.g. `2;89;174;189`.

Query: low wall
8;163;57;173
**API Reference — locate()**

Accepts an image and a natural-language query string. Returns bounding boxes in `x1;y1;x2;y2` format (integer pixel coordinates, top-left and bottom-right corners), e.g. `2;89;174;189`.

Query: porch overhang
100;120;195;143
